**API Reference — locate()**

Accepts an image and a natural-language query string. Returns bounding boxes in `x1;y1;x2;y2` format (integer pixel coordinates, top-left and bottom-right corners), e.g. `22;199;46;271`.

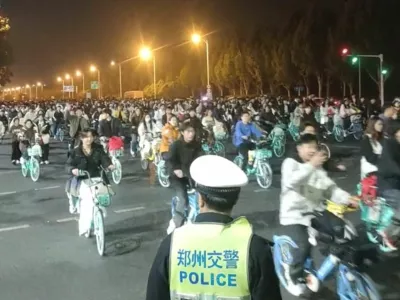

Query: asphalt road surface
0;137;399;300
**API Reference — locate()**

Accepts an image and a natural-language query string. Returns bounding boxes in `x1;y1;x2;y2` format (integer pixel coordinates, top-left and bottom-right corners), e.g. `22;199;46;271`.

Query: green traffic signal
382;69;388;75
351;56;358;64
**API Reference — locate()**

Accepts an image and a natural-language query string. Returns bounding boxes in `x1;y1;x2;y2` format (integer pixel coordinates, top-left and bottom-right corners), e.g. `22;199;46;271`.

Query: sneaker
11;160;15;164
167;219;176;235
16;160;20;164
44;160;49;165
40;161;44;165
378;231;398;251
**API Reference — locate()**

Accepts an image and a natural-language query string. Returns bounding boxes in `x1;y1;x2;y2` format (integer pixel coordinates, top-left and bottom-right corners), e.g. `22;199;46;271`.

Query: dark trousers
11;140;22;161
280;224;311;283
41;143;50;161
380;189;400;240
238;142;256;171
171;176;189;228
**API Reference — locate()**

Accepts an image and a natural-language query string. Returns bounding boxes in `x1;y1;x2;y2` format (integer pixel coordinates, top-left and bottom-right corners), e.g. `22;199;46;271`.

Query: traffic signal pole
347;54;385;106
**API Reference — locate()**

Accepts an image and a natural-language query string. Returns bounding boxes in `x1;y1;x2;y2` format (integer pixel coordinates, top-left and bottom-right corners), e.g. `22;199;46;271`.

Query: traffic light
351;56;358;64
382;69;388;75
341;48;349;55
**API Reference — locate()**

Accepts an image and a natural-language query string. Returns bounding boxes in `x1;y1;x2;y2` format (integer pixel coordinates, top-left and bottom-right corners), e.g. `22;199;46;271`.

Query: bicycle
140;132;161;171
333;114;363;143
273;206;381;299
201;139;225;157
78;170;113;256
100;136;124;185
318;142;331;159
21;143;42;182
288;122;300;142
156;156;170;188
233;139;273;189
55;125;66;142
171;185;199;224
268;124;286;158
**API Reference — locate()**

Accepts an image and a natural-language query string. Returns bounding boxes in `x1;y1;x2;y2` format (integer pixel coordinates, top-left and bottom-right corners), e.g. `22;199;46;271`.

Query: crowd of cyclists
1;93;400;298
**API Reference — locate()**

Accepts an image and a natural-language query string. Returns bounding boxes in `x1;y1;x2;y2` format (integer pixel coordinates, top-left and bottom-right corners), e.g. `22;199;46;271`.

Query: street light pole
35;85;38;99
358;58;361;101
98;70;101;98
153;56;156;99
379;54;384;107
205;39;210;87
119;63;122;99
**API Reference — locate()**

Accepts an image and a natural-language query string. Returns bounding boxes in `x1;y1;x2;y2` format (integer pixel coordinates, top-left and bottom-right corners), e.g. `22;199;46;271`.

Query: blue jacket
233;121;262;147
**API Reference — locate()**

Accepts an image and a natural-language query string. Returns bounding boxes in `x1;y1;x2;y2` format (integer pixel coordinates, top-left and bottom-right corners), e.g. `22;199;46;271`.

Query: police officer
146;155;282;300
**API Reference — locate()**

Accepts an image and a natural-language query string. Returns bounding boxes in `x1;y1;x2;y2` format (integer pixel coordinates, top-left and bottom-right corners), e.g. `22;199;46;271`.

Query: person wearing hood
377;125;400;251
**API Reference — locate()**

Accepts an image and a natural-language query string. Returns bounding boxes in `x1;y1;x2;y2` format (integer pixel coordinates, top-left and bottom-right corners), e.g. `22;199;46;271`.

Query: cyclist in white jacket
279;133;356;296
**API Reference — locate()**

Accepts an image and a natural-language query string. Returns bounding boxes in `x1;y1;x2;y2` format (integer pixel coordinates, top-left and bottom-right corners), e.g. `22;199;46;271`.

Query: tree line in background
108;0;391;99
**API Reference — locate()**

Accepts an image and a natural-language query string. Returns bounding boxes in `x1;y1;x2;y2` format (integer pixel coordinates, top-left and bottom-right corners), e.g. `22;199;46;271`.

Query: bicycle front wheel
112;158;122;185
213;141;225;157
158;162;170;188
256;161;273;189
59;130;64;142
334;126;345;142
94;207;105;256
273;139;285;158
30;158;40;182
319;143;331;159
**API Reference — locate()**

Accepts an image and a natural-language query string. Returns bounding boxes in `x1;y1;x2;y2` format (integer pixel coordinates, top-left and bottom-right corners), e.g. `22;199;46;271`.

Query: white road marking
0;224;30;232
114;206;145;213
0;170;19;176
254;188;270;193
35;185;60;191
56;217;77;223
336;176;348;180
0;191;17;196
121;176;141;181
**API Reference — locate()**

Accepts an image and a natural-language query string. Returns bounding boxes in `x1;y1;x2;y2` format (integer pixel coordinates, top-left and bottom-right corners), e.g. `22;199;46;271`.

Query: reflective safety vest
169;217;253;300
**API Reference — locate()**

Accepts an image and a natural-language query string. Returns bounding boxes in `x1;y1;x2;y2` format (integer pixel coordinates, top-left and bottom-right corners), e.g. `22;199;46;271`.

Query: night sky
6;0;306;85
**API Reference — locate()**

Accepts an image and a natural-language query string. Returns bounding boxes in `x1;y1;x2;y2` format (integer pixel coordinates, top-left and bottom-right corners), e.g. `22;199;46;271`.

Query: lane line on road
0;170;19;176
254;188;270;193
332;144;359;149
56;217;77;223
35;185;60;191
0;191;17;196
114;206;145;214
0;224;30;232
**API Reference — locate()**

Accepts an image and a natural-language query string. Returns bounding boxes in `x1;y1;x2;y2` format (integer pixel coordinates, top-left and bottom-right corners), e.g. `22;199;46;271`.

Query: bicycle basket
202;143;210;152
109;147;124;157
96;193;112;207
272;127;285;137
214;132;228;140
256;148;272;160
326;200;348;217
27;144;42;157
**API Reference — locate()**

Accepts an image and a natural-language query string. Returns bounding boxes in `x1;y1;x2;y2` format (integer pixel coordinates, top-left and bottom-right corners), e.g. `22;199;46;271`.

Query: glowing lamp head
191;33;202;44
139;47;152;60
65;74;70;80
57;77;62;82
110;61;116;66
37;82;42;86
341;48;349;55
76;70;82;77
90;65;97;72
25;84;30;88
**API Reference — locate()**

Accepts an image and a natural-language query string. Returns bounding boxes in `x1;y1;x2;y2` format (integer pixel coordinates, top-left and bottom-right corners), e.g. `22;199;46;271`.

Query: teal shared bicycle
288;122;300;142
233;139;273;189
21;144;42;182
268;124;286;158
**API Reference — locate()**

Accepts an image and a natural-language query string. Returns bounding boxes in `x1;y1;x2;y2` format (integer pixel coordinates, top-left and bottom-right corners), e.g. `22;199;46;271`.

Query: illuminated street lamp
25;84;32;99
57;76;65;99
110;60;123;98
191;33;211;95
139;46;156;99
89;65;101;98
76;70;85;94
65;73;74;98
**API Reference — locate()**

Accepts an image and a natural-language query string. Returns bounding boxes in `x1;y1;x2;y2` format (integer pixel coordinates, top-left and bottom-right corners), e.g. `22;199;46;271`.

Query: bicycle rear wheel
30;158;40;182
158;162;170;188
111;158;122;185
94;207;105;256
